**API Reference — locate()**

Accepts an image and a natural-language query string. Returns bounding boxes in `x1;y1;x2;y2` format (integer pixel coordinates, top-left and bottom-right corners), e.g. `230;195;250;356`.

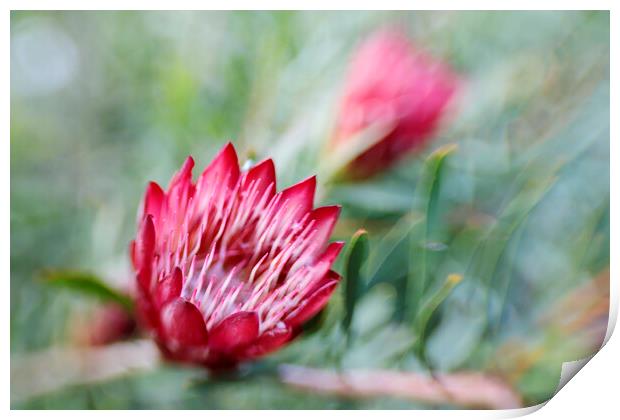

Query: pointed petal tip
142;182;165;219
289;175;316;191
167;156;195;191
155;266;184;308
251;157;275;173
246;158;276;182
147;180;163;190
194;142;241;194
305;174;317;188
204;142;240;176
135;215;156;290
138;214;155;245
219;142;238;160
312;205;342;220
326;269;342;282
307;207;342;249
181;156;195;172
331;241;346;254
280;175;317;210
319;242;345;266
286;279;340;328
139;214;155;243
141;214;155;235
242;158;277;196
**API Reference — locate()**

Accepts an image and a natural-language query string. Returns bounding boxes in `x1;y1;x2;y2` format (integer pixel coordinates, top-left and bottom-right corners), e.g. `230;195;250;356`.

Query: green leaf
469;174;558;330
351;283;397;339
407;144;458;322
41;270;134;312
414;273;463;362
367;212;424;288
342;229;370;343
490;224;526;336
415;144;458;232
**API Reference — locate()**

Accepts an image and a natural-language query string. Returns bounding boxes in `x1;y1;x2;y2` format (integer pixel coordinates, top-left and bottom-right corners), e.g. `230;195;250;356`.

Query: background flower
331;29;460;179
69;303;136;347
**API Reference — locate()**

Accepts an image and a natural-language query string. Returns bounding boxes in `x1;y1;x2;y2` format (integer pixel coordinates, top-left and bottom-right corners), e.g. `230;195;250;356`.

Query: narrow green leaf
41;270;134;312
367;212;424;288
472;175;557;326
439;171;558;349
407;144;458;322
569;201;609;275
414;273;463;361
491;224;526;337
416;144;458;233
342;229;370;343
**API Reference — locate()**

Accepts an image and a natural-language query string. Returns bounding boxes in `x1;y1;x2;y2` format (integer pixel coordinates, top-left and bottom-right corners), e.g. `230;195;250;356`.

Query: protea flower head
130;143;344;369
331;29;460;179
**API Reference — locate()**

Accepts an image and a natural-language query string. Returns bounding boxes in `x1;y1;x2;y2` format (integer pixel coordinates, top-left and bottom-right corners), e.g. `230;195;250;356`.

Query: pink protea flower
130;143;344;370
332;29;460;179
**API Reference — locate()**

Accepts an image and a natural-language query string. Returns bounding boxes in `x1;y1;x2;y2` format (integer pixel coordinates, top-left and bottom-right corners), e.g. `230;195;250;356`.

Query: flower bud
332;29;460;179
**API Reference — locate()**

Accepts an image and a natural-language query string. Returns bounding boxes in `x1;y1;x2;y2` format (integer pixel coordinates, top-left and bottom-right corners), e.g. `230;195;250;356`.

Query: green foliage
41;270;134;313
414;274;463;362
408;144;457;322
342;229;370;343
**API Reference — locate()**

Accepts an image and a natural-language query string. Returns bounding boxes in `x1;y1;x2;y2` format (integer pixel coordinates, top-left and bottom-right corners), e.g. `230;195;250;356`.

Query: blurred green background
11;11;609;409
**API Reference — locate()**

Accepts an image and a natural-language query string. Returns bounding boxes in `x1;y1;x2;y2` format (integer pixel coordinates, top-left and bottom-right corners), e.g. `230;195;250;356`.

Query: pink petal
303;242;345;295
166;157;195;218
167;156;194;192
155;267;183;308
281;175;316;211
196;142;240;193
309;205;342;249
275;176;316;224
305;206;340;260
286;273;341;328
208;311;259;353
136;291;159;331
333;29;459;179
191;144;240;234
160;299;209;347
141;181;165;222
318;242;346;265
242;158;276;199
239;323;292;359
135;215;156;291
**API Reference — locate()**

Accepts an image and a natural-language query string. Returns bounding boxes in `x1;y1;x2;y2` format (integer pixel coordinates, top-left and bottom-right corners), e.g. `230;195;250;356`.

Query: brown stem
278;364;522;409
11;339;160;404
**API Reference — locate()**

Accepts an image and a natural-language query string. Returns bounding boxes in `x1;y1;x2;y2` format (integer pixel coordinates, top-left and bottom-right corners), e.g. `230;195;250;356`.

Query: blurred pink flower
71;303;136;347
131;143;343;370
332;29;460;179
